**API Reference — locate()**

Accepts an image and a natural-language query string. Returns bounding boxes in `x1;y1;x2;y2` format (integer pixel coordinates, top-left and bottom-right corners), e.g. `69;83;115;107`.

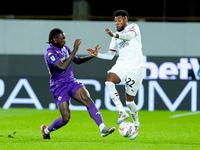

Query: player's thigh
74;87;93;107
107;64;127;83
125;68;145;96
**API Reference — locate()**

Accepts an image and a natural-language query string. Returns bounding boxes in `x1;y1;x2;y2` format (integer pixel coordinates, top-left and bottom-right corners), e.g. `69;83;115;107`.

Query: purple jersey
44;44;78;91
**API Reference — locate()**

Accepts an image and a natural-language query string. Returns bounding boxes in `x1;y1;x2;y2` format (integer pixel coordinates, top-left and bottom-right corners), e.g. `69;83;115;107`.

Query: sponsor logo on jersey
119;40;129;49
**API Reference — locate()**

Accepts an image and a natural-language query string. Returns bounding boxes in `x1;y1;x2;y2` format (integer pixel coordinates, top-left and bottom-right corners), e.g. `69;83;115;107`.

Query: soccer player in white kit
87;10;145;140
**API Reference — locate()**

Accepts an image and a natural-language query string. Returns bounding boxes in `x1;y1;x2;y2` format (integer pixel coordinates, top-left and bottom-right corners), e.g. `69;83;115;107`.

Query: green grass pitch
0;108;200;150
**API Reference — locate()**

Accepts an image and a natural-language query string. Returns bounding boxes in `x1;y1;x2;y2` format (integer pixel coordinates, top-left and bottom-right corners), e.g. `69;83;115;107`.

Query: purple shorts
52;80;84;105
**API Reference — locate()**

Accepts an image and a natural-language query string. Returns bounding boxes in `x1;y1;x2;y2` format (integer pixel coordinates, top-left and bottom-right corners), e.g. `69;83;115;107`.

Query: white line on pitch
169;111;200;118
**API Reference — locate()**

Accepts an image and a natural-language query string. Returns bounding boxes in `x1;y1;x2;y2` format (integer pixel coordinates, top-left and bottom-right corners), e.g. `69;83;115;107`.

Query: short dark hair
47;28;63;44
114;10;129;19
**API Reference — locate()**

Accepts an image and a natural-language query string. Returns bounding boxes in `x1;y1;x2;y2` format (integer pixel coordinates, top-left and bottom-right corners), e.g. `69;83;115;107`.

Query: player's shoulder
64;44;70;49
127;23;141;35
44;45;57;57
128;23;139;29
46;44;56;51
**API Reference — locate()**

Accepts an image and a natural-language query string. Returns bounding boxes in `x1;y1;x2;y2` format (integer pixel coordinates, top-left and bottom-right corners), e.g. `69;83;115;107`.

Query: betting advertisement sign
0;55;199;111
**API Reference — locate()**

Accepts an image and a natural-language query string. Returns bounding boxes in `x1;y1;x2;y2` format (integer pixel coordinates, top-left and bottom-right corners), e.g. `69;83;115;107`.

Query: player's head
48;28;66;48
114;10;129;32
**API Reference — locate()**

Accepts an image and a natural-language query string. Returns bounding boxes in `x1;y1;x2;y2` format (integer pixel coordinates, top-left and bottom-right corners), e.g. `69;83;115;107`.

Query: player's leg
125;67;145;125
105;73;129;124
74;87;103;126
41;101;70;139
41;83;72;139
47;101;70;131
74;86;115;137
106;73;123;111
125;95;139;126
125;67;145;140
126;94;140;140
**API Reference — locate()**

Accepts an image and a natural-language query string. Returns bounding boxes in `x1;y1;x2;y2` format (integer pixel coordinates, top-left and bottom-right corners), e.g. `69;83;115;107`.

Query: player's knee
105;81;115;89
126;94;134;101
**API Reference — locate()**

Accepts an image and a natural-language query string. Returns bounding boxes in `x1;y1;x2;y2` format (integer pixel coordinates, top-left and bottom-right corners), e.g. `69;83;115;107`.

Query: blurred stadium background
0;0;200;111
1;0;200;21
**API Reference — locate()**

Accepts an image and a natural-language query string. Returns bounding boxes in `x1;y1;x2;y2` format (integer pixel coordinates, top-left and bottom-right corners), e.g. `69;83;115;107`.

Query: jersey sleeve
128;23;139;36
45;50;61;67
117;23;139;41
109;37;119;52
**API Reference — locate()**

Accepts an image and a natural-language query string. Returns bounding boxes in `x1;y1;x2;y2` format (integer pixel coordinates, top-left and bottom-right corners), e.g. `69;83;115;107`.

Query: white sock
126;101;139;126
44;127;50;134
99;123;105;132
105;81;125;112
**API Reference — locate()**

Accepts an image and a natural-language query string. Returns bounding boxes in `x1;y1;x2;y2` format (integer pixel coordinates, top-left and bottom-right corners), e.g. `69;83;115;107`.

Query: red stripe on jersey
109;49;117;52
129;30;137;36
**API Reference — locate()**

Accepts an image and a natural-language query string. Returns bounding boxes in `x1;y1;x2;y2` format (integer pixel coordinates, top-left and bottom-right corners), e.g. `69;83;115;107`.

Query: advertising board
0;55;199;111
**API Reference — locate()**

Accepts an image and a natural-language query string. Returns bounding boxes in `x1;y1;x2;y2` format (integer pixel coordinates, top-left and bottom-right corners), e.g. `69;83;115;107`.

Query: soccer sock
99;123;106;132
47;117;66;133
87;103;105;130
126;101;139;126
105;81;125;112
44;127;50;134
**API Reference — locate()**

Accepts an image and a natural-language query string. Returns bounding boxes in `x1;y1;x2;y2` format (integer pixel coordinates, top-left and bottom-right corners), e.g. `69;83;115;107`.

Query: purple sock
87;103;104;126
48;117;66;132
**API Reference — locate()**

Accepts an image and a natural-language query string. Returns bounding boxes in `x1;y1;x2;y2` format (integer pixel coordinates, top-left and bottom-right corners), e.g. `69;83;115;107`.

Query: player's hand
74;38;82;52
104;28;114;37
87;44;102;57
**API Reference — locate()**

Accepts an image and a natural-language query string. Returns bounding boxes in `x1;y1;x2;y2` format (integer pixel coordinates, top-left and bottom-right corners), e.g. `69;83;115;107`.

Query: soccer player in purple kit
41;28;115;139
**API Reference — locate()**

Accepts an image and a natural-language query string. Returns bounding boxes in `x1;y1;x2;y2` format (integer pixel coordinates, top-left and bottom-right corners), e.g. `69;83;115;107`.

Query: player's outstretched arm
73;55;94;64
87;47;116;60
74;44;101;64
96;51;116;60
56;39;81;71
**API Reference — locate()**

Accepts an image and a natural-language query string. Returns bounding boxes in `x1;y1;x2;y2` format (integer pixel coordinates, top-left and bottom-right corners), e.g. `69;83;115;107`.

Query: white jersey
96;23;145;95
109;23;145;69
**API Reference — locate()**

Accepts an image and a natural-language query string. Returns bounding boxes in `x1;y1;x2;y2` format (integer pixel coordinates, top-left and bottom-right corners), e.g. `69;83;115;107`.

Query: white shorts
107;63;145;96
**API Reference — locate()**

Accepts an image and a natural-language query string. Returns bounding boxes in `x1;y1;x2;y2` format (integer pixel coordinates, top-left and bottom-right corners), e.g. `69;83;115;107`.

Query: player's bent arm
73;56;95;64
56;50;77;71
116;31;136;41
56;38;81;70
96;51;116;60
